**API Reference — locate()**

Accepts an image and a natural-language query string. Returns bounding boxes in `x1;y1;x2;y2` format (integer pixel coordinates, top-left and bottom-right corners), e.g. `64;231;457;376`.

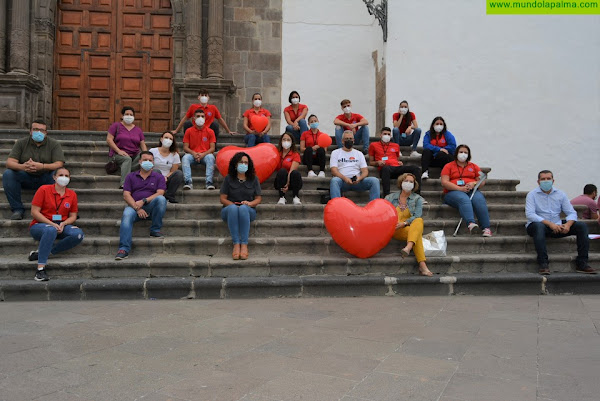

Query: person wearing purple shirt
570;184;599;220
115;151;167;260
106;106;147;188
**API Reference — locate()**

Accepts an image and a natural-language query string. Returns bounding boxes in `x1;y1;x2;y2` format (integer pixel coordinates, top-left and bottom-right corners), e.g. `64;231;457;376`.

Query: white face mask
195;117;205;126
253;99;262;108
401;181;414;192
399;107;408;115
200;96;209;104
56;176;70;187
434;124;444;133
291;98;299;105
123;115;134;124
282;140;292;149
161;138;173;148
343;106;352;114
381;134;391;143
457;152;469;162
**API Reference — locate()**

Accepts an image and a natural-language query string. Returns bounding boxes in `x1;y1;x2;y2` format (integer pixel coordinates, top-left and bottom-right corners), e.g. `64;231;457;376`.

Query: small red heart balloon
251;115;269;133
216;143;280;183
324;198;398;258
317;134;333;148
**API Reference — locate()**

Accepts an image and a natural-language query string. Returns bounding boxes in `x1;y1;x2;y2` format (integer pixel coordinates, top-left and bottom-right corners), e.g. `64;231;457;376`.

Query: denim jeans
330;176;380;201
182;153;215;187
392;127;422;150
118;196;167;252
334;126;370;153
244;133;271;147
221;204;257;244
2;169;54;213
526;221;589;268
444;190;490;229
29;224;85;265
285;119;309;143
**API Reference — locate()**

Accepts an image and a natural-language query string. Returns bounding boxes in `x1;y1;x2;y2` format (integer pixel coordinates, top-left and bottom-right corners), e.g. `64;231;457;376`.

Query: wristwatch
143;198;148;205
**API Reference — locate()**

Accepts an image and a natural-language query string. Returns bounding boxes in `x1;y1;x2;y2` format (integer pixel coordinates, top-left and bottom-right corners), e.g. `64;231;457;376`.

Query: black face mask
344;140;354;149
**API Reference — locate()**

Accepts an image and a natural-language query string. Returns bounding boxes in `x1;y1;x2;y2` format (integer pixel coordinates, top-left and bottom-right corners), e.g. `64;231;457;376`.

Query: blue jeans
392;127;422;150
330;176;380;202
182;153;215;187
244;133;271;147
285;119;309;143
221;204;257;244
29;224;84;265
118;196;167;252
334;126;370;152
526;221;589;268
444;190;490;229
2;169;54;213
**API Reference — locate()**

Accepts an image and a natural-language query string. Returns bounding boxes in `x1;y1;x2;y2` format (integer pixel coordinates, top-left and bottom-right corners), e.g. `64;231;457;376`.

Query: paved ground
1;296;599;401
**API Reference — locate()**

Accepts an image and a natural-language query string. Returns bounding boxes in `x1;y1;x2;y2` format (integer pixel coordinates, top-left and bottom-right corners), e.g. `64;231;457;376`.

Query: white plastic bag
422;230;447;257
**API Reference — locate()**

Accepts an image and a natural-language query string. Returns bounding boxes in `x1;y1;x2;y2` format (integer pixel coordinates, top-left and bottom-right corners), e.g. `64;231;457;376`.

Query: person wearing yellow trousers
385;173;433;276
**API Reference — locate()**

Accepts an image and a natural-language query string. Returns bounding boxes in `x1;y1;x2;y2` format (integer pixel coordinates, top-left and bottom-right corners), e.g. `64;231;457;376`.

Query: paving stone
400;328;476;361
442;372;536;401
538;373;600;401
324;337;399;361
375;352;458;382
349;371;447;401
250;370;357;401
294;351;379;381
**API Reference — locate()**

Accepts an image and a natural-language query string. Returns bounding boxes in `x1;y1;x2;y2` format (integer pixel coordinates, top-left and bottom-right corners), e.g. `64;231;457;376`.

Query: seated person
369;127;421;198
392;100;422;157
182;109;216;190
172;88;235;140
243;92;271;147
275;133;302;205
283;90;309;143
421;116;456;180
526;170;596;275
300;114;327;178
149;132;183;203
330;130;380;202
3;120;64;220
115;152;167;260
28;167;84;282
334;99;369;154
570;184;599;220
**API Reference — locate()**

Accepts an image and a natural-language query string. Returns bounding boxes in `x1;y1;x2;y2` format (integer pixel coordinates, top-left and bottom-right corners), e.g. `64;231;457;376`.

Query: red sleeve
183;129;191;144
283;105;292;113
185;104;196;119
212;106;221;120
208;129;216;143
368;143;376;157
300;104;308;112
264;109;271;118
243;109;251;118
441;162;453;178
393;145;401;158
473;163;482;177
392;113;400;122
335;114;344;121
70;191;78;214
355;113;365;121
293;152;301;163
31;185;47;208
410;112;417;120
300;131;309;141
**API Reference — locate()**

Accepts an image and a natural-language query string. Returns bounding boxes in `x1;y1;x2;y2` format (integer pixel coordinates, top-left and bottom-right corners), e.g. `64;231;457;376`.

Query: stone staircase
0;129;598;300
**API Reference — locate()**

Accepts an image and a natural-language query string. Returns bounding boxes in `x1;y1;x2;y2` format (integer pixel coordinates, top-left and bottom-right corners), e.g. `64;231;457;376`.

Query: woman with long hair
421;116;456;180
149;131;183;203
274;132;303;205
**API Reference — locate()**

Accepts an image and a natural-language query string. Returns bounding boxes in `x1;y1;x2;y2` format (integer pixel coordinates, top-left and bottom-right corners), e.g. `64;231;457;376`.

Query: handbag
105;123;121;174
422;230;447;257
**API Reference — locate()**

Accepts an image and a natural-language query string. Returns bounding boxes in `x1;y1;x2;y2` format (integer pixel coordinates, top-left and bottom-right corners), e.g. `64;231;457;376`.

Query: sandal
400;247;410;259
232;244;241;260
240;244;249;260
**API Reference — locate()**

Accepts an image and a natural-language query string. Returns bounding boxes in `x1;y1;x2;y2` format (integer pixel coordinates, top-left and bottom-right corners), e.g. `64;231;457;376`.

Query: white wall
385;0;600;197
281;0;384;139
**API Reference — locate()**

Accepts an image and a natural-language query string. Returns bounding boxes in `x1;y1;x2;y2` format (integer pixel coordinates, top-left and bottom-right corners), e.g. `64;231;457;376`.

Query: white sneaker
318;171;326;178
293;196;302;205
468;222;479;234
183;184;193;190
277;197;286;205
410;151;420;158
206;184;216;190
421;171;429;180
307;170;317;178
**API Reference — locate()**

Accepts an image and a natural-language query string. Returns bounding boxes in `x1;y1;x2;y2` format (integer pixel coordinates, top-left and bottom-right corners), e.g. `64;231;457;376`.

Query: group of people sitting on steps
2;90;596;281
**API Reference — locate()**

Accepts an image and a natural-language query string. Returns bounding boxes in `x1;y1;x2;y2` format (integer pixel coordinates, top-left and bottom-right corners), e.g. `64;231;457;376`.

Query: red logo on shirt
349;157;355;160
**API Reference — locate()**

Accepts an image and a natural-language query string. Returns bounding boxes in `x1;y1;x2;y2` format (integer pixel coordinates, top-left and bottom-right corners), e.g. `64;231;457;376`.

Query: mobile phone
351;175;357;183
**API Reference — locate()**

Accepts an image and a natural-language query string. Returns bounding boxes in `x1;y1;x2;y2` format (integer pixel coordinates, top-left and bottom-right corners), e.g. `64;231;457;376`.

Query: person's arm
139;140;147;152
300;138;307;153
183;142;197;159
441;174;468;192
246;195;262;208
561;193;578;229
217;116;235;135
357;166;369;182
172;114;188;134
123;190;142;210
5;157;25;171
220;193;235;206
357;117;369;127
262;116;271;134
411;117;419;129
444;132;457;154
30;204;58;228
334;117;351;129
393;114;402;128
330;167;352;184
201;142;216;157
107;133;128;156
284;110;293;125
422;133;439;152
525;192;560;232
167;162;180;178
295;107;308;123
405;197;423;224
145;189;165;203
243;115;254;134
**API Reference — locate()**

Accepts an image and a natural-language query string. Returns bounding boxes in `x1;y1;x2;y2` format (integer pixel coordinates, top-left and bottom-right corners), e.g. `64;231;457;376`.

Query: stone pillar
185;0;202;78
206;0;224;79
0;0;6;73
9;0;30;73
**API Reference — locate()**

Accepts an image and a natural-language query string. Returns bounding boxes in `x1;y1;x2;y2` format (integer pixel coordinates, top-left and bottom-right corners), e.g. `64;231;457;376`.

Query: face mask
539;180;553;192
237;163;249;173
141;161;154;171
31;131;45;143
434;124;444;133
200;96;209;104
381;134;391;143
399;107;408;115
344;140;354;149
161;138;173;148
253;99;262;108
282;140;292;149
56;176;70;187
291;98;299;105
195;117;205;126
343;106;351;114
401;181;414;192
457;152;469;162
123;115;134;124
309;122;319;130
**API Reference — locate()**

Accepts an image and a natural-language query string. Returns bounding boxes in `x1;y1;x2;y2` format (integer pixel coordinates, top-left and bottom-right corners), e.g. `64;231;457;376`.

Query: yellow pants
392;207;426;262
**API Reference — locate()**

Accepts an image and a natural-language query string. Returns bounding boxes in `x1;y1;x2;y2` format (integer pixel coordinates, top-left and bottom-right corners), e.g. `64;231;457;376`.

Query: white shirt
329;148;367;178
149;147;181;177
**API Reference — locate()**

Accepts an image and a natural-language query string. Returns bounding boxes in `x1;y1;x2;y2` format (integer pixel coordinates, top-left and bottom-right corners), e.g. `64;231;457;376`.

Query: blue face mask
237;163;249;174
31;131;45;143
310;122;319;130
539;180;553;192
141;161;154;171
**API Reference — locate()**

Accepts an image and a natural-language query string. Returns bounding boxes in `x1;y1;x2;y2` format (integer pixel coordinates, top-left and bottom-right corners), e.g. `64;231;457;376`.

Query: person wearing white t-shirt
330;130;380;201
149;132;183;203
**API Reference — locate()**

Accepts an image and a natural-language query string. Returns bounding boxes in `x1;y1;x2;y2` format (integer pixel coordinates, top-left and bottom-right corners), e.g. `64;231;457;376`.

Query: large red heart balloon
251;115;269;133
216;143;279;183
317;134;332;148
324;198;398;258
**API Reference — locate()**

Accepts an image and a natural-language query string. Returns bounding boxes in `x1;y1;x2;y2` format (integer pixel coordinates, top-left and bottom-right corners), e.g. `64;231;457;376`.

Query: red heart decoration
251;115;269;133
216;143;279;183
317;134;332;148
324;198;398;258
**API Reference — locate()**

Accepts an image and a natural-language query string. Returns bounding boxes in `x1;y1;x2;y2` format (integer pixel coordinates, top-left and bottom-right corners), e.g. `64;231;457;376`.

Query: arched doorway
53;0;173;131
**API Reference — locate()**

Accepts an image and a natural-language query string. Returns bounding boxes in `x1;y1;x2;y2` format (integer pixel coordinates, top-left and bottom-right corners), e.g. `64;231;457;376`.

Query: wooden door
54;0;173;131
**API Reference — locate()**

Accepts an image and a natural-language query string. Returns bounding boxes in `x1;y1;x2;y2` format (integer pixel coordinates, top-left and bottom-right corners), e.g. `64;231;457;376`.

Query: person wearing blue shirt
420;116;456;180
525;170;596;275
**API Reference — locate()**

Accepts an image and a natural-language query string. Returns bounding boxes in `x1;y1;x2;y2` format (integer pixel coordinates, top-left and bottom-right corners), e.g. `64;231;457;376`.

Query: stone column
9;0;30;73
206;0;224;79
185;0;202;78
0;0;6;73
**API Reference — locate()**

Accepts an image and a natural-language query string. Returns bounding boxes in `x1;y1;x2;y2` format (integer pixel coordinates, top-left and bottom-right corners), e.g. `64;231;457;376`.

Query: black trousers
165;170;184;199
303;147;326;172
526;221;589;268
421;148;453;173
274;169;303;197
380;165;422;197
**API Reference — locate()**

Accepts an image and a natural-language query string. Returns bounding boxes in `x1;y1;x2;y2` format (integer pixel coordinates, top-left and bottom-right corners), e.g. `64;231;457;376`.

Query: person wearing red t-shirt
172;88;235;141
243;92;272;147
28;168;84;282
284;90;309;143
182;109;217;190
334;99;370;154
300;114;327;178
368;127;422;197
392;100;422;157
275;133;303;205
441;144;492;237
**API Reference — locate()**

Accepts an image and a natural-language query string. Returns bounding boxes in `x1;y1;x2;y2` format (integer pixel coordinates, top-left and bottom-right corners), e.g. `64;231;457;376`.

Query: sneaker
277;197;286;205
115;250;129;260
482;228;493;237
293;196;302;205
206;184;216;190
576;265;597;274
28;250;39;261
10;210;24;220
318;171;326;178
421;171;429;180
183;183;193;190
467;222;479;234
34;268;49;282
410;151;420;158
307;170;317;178
150;231;165;238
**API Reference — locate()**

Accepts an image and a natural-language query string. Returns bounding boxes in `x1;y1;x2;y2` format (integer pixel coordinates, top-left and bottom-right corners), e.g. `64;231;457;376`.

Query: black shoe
539;264;550;275
28;250;39;261
10;210;24;220
166;197;178;204
34;269;49;282
576;265;597;274
150;231;164;238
